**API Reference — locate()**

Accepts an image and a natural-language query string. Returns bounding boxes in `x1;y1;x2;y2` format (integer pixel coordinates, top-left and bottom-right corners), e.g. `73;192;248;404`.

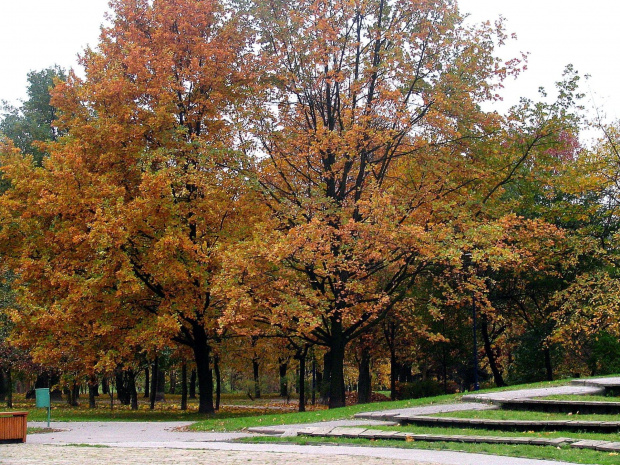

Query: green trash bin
35;388;50;408
35;388;51;427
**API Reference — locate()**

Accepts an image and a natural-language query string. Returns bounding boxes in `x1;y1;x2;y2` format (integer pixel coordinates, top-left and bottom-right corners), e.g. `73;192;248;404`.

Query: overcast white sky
1;0;619;122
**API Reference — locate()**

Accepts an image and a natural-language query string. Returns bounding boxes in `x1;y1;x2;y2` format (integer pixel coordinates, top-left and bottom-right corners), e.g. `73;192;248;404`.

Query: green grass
4;393;302;422
189;377;590;432
27;427;56;434
434;409;620;422
237;436;620;465
190;394;459;431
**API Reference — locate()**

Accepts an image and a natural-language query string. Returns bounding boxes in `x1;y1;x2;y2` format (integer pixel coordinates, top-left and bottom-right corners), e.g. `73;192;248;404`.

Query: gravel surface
0;444;428;465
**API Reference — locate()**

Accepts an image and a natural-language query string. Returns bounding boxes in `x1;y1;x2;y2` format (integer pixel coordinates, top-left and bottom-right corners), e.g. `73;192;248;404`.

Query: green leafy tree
0;66;66;166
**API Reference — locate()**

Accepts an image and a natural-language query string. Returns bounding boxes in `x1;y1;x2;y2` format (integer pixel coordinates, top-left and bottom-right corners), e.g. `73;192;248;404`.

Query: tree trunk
116;371;130;405
0;370;6;401
156;368;166;401
169;370;176;395
319;351;331;405
144;367;150;398
480;314;506;387
298;352;306;412
358;346;371;404
279;360;288;398
252;357;261;400
311;355;316;405
181;362;188;411
543;347;554;381
88;376;97;409
150;357;158;410
189;369;197;399
327;321;347;409
214;355;221;411
6;369;12;409
192;326;215;414
129;371;138;410
102;376;110;395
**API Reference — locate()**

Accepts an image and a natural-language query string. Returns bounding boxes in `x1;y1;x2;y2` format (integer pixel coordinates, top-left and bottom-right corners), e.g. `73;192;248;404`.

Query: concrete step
297;426;620;451
394;415;620;432
498;398;620;415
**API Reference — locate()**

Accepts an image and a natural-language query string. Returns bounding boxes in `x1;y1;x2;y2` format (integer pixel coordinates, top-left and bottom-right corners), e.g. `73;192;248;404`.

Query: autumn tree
0;0;254;414
225;0;542;408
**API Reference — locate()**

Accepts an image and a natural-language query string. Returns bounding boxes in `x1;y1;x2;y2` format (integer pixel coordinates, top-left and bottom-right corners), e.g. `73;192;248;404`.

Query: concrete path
26;421;250;444
352;402;496;422
462;384;605;402
14;419;581;465
2;440;579;465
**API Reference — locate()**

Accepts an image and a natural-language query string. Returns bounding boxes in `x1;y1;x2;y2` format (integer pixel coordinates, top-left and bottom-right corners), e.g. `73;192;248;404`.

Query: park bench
0;411;28;443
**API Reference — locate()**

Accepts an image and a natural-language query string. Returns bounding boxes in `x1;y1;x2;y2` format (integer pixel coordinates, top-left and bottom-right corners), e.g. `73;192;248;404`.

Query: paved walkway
8;418;580;465
461;377;620;403
1;441;576;465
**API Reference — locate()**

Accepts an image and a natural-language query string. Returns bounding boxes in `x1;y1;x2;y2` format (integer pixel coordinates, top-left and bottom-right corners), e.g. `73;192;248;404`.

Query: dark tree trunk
252;357;261;400
319;351;331;405
0;370;6;401
192;326;214;414
214;355;221;411
543;347;554;381
298;352;306;412
102;377;110;395
279;360;288;398
311;355;316;405
480;314;506;387
129;371;138;410
189;369;197;399
88;376;97;409
156;369;166;401
383;320;398;400
116;371;131;406
150;356;158;410
181;362;188;411
169;370;176;395
64;382;79;407
327;321;346;409
358;346;371;404
144;367;150;398
6;369;12;409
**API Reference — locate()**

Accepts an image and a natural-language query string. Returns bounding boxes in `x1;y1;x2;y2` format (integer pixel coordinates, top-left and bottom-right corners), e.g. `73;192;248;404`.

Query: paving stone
594;442;620;451
571;440;610;449
300;427;335;436
247;427;286;435
364;430;399;439
328;427;368;438
502;438;534;445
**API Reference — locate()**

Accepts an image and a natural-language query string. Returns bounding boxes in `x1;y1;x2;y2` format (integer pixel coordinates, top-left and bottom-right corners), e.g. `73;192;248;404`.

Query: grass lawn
189;393;459;431
189;377;589;432
238;435;620;465
6;393;307;422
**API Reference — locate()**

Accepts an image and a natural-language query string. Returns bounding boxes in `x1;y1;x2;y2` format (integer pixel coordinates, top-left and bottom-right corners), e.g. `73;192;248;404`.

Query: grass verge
237;435;620;465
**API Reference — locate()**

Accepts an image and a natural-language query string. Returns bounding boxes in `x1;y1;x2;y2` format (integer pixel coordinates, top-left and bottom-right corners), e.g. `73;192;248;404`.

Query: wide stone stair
250;377;620;454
